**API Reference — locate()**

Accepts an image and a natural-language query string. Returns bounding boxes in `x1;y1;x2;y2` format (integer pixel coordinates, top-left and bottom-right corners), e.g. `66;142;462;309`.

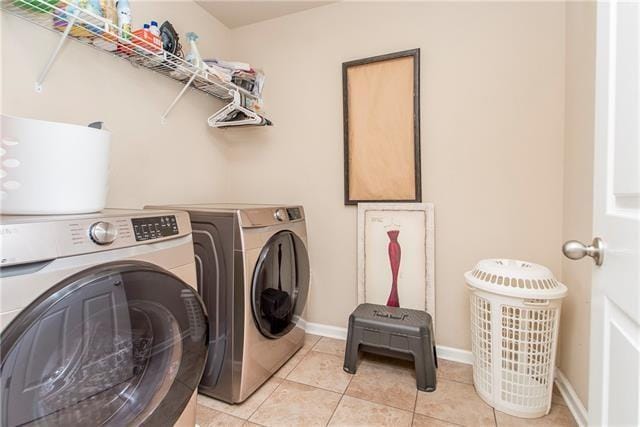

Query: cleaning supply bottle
101;0;117;31
150;20;160;36
87;0;102;17
116;0;131;40
94;0;117;50
185;32;203;70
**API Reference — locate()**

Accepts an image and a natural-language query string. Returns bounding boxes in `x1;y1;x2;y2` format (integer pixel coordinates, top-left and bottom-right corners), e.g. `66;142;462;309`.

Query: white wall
223;1;567;350
1;1;231;208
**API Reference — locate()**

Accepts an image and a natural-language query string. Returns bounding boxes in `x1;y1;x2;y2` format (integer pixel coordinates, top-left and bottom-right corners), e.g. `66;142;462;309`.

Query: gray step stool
343;303;437;392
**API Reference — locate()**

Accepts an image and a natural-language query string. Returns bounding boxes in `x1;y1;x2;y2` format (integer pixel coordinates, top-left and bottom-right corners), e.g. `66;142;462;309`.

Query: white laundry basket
464;259;567;419
0;114;111;214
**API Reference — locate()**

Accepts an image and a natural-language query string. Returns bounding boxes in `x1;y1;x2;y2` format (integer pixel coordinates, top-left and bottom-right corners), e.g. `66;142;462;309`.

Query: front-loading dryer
147;204;310;403
0;209;208;426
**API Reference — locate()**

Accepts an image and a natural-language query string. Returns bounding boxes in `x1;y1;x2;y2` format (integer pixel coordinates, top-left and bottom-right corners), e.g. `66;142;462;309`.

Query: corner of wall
557;0;597;412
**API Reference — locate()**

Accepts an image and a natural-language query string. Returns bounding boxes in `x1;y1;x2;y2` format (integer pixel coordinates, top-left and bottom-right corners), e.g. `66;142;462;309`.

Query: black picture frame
342;48;421;206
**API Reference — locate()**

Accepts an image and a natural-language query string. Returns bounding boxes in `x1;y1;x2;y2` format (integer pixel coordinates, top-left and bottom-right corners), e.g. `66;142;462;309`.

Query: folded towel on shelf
203;63;233;83
208;59;252;72
203;58;265;100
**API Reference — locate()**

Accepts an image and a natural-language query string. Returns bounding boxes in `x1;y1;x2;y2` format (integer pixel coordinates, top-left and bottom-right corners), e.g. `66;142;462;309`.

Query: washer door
252;231;310;338
0;261;208;427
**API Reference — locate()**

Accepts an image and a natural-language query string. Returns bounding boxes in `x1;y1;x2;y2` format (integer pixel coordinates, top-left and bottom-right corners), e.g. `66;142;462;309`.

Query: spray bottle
185;32;204;71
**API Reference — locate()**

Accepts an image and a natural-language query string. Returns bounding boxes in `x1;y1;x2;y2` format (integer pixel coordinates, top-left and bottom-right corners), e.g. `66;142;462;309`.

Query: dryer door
251;231;310;338
191;219;231;389
0;261;208;427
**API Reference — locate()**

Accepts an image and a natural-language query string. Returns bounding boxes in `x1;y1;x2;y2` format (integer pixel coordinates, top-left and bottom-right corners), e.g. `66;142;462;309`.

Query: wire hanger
207;90;272;128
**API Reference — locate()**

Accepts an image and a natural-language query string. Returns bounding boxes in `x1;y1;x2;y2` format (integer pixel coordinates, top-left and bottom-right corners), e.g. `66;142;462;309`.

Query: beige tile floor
197;335;577;427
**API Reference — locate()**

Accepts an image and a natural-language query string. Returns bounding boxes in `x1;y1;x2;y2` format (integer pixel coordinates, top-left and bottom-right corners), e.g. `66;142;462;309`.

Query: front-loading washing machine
147;204;310;403
0;209;208;426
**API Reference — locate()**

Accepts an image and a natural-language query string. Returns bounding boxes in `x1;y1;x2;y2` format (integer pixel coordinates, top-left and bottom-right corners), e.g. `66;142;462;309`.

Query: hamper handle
523;299;550;307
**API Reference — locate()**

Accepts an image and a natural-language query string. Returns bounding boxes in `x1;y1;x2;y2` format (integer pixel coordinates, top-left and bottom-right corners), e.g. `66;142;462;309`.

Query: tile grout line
312;349;345;357
215;339;477;426
325;393;346;426
281;338;318;380
342;394;416;415
284;375;348;395
413;410;466;427
310;336;323;352
288;340;354;395
239;339;323;423
344;356;424;414
245;379;285;423
437;375;474;386
213;353;474;425
203;338;439;425
282;355;306;380
441;378;473;386
412;381;467;427
197;347;312;424
410;388;419;426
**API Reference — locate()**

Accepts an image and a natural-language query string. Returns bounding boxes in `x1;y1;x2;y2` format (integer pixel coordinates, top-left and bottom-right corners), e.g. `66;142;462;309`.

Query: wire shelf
1;0;269;123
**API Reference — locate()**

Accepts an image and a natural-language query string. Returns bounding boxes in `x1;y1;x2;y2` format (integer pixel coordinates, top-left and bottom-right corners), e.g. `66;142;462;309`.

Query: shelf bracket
160;72;198;123
35;12;79;93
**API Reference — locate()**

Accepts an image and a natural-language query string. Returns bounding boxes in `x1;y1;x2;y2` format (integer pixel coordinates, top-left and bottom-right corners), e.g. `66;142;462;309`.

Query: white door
587;1;640;425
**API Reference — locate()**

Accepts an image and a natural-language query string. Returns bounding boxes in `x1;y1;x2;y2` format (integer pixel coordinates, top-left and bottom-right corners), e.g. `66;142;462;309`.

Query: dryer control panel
286;207;302;221
132;215;179;241
239;206;306;228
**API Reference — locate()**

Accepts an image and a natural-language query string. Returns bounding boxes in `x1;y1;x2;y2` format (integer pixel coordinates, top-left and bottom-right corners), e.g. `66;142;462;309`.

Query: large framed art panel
343;49;421;205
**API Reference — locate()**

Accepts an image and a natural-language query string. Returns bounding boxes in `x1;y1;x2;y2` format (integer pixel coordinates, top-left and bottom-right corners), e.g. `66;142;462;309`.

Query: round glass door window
252;231;310;338
0;261;208;427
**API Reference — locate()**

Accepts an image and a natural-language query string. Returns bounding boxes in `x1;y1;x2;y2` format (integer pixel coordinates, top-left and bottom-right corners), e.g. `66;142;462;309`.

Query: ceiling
197;1;335;29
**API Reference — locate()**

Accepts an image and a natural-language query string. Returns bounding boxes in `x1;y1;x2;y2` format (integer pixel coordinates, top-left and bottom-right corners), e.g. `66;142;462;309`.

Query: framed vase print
357;203;435;324
343;49;421;205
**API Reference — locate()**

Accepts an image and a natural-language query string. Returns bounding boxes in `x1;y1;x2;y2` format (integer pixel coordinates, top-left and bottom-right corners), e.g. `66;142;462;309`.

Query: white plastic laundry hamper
464;259;567;419
0;114;111;215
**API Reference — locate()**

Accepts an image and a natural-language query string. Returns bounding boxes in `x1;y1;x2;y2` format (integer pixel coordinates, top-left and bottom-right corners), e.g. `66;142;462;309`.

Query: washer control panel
132;215;179;241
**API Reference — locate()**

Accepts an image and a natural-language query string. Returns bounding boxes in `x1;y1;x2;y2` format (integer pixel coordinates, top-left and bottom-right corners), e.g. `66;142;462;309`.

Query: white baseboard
304;321;348;340
435;345;473;365
555;368;588;427
301;320;473;365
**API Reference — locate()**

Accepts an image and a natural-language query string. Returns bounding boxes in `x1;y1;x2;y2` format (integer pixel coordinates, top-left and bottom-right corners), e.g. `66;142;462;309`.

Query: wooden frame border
343;48;421;205
357;202;435;329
